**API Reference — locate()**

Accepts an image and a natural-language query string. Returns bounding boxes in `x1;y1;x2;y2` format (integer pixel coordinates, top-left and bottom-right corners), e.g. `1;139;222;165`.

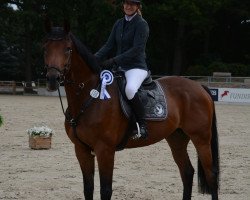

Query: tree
0;0;249;80
0;0;44;81
145;0;225;75
0;37;19;80
0;3;20;80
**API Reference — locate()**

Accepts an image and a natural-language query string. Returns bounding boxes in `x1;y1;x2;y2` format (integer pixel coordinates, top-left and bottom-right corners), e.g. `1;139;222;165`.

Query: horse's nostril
56;76;61;82
46;74;60;92
46;74;60;82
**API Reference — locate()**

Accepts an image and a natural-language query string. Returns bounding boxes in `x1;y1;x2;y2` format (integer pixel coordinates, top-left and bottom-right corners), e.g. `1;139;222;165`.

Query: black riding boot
129;92;148;139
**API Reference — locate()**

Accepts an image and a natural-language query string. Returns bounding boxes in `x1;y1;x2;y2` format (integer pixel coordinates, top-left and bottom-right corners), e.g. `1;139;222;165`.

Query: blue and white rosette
100;70;114;100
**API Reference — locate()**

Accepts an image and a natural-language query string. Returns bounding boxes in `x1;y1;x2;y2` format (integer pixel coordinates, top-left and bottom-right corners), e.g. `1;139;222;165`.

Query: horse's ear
63;19;70;34
44;17;52;33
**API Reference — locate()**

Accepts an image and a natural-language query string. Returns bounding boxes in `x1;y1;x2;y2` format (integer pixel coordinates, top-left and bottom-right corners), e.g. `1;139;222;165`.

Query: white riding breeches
125;68;148;100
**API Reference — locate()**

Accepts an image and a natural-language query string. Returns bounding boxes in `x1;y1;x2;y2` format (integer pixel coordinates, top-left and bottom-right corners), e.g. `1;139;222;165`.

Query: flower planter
29;136;52;150
27;126;54;150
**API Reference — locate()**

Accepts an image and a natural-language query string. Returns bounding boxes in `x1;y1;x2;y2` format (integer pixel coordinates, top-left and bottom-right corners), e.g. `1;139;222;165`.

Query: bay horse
43;22;219;200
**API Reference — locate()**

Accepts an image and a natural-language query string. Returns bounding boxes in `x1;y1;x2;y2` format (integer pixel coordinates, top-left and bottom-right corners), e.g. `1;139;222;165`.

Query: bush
185;62;250;76
185;64;208;76
0;115;3;127
227;63;250;76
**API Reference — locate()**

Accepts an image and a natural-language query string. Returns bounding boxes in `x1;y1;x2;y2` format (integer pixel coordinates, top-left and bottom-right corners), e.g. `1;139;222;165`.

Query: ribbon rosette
100;70;114;100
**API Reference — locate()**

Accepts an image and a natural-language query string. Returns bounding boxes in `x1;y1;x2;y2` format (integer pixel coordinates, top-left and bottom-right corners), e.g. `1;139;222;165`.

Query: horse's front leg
74;143;95;200
95;145;115;200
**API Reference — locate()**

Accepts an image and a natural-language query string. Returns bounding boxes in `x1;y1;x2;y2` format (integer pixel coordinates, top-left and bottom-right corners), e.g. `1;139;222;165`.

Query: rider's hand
100;58;116;69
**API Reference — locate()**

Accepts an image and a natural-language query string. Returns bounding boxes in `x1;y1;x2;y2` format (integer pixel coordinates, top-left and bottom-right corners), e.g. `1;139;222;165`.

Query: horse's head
43;20;72;91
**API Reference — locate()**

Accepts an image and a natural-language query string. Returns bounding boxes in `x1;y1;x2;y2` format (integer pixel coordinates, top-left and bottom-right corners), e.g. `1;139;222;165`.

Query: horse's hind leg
74;143;95;200
191;131;219;200
166;129;194;200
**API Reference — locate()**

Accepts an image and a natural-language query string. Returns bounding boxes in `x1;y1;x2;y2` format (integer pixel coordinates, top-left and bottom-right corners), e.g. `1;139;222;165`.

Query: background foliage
0;114;3;127
0;0;249;81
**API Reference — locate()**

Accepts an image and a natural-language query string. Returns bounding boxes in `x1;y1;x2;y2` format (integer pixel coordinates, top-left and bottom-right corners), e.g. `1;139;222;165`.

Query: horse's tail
198;85;220;194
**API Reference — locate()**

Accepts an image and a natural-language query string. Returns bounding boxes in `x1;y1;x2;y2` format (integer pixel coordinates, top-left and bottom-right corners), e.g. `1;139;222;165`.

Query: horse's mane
69;33;100;74
45;27;100;74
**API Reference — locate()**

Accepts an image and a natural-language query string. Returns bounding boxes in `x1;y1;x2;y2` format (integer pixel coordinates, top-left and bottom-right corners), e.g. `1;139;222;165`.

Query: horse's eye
65;47;72;54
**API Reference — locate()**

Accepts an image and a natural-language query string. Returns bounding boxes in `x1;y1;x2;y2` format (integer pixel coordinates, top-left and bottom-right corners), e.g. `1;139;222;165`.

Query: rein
58;82;101;125
57;78;101;146
44;30;104;147
44;39;100;146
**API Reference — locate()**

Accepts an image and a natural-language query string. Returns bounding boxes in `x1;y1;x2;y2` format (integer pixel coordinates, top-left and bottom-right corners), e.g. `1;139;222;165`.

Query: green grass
0;115;3;127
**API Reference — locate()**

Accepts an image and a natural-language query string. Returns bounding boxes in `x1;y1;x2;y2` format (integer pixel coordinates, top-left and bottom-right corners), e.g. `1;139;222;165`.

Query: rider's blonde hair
137;5;142;16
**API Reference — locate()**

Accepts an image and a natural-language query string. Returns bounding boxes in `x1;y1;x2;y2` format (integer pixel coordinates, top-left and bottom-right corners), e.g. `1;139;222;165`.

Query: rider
95;0;149;139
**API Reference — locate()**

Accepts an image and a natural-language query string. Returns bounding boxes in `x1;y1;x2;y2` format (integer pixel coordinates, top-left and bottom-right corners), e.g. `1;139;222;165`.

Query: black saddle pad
119;80;168;121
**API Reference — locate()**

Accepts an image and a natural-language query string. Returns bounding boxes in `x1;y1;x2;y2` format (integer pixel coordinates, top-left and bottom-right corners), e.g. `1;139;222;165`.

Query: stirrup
132;122;148;140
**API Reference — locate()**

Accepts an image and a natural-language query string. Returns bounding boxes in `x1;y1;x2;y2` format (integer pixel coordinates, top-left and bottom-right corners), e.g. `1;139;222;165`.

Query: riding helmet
123;0;141;4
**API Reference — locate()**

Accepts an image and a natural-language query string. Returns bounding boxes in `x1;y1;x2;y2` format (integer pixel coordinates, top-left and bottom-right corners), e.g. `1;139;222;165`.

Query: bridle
44;33;101;147
44;39;73;83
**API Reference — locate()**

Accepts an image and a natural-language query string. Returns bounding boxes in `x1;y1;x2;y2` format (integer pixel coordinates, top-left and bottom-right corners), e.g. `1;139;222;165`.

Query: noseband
45;47;72;82
44;27;73;82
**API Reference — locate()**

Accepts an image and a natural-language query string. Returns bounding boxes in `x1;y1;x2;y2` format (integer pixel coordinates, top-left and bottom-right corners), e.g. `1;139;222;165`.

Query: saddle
112;69;168;150
115;70;168;121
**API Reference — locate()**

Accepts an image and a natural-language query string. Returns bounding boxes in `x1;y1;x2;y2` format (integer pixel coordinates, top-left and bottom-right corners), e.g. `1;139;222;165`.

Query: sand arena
0;95;249;200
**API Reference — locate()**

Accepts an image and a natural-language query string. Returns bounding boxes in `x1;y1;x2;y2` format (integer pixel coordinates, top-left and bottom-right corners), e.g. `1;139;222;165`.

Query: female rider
95;0;149;139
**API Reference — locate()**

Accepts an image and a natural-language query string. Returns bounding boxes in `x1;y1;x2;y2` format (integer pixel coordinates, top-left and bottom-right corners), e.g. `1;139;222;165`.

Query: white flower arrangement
27;126;54;137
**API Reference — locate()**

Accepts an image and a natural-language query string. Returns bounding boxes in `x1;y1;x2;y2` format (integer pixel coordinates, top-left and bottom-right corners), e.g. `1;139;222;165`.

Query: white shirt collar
125;13;137;21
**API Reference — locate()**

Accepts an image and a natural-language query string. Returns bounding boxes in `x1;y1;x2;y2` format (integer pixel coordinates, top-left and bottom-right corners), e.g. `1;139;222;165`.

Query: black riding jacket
95;14;149;71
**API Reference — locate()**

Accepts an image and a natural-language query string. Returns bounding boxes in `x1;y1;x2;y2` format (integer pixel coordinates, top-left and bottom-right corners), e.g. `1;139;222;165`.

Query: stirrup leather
132;122;148;140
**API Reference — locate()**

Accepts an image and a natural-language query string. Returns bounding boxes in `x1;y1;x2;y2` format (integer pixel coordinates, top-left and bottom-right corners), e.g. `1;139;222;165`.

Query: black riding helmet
123;0;141;4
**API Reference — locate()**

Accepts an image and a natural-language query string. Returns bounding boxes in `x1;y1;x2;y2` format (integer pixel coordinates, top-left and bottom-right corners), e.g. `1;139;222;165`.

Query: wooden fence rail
0;81;16;94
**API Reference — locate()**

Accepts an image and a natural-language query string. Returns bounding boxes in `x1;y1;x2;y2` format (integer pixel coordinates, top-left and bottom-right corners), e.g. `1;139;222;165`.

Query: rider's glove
100;58;116;69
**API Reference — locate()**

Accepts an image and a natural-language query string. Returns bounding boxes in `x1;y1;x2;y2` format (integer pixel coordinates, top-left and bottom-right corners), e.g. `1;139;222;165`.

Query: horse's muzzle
46;73;61;92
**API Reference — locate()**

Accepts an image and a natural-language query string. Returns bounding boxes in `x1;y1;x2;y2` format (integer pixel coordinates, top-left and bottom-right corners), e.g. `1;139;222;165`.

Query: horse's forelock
46;27;69;41
43;29;100;74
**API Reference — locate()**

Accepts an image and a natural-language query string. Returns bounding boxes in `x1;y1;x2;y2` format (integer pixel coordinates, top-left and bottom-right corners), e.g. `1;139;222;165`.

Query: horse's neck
64;59;98;116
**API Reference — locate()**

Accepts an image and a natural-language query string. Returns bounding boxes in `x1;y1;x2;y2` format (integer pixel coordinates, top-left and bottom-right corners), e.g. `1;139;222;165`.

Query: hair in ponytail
137;4;142;16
